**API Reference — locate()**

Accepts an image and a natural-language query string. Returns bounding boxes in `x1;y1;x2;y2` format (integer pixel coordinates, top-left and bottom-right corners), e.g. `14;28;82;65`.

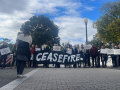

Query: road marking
0;69;39;90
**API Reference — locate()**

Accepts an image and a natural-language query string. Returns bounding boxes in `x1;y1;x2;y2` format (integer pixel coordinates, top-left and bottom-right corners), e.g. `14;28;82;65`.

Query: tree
89;34;104;49
20;15;60;47
0;38;11;46
0;38;14;50
105;18;120;44
93;1;120;44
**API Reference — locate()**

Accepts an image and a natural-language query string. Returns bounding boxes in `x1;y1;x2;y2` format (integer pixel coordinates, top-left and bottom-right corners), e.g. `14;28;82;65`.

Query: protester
74;44;81;67
97;50;101;68
53;43;60;68
43;43;51;67
29;44;35;67
90;44;98;67
33;45;39;68
100;46;108;68
11;43;17;68
0;42;8;69
111;43;117;67
84;42;91;67
80;44;86;67
16;28;32;78
118;44;120;67
64;44;73;68
44;43;51;52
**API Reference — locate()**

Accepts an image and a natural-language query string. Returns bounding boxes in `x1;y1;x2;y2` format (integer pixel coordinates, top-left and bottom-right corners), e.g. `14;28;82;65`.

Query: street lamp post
84;17;88;43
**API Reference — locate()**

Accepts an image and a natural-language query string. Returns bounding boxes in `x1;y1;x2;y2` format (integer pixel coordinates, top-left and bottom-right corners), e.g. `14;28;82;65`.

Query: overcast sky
0;0;118;45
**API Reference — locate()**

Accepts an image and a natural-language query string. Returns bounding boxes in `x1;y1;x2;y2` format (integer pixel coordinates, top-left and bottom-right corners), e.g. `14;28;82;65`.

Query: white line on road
0;69;39;90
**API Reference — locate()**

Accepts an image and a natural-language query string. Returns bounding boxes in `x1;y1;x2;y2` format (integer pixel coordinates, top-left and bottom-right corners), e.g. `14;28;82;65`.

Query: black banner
34;51;84;64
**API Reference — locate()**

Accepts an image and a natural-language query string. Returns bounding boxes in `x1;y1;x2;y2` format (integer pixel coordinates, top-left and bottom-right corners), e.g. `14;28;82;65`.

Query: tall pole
84;17;88;43
85;22;88;42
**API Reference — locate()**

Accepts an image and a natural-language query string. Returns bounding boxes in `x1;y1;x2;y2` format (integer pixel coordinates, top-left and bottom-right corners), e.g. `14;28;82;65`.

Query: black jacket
16;40;31;60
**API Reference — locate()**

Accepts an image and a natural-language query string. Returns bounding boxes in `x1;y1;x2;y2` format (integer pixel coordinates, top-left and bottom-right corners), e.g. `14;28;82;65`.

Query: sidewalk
1;67;120;90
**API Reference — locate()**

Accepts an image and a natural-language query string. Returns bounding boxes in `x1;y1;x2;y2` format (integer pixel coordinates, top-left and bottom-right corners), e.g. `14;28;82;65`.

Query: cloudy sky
0;0;118;45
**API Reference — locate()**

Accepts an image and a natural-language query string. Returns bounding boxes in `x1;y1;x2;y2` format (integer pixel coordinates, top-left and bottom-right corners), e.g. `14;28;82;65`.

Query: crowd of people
0;28;120;77
1;41;120;69
9;42;120;69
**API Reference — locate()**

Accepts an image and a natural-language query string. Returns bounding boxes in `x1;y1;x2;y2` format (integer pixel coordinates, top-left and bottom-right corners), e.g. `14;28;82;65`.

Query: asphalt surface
0;67;35;88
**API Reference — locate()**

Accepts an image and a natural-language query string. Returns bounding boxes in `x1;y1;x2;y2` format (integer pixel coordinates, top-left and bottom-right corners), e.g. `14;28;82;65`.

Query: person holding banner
43;43;51;68
80;44;85;67
0;42;8;69
16;28;32;78
111;43;117;67
84;42;91;67
74;45;81;67
64;44;73;68
53;43;61;68
118;44;120;67
33;45;40;68
29;44;35;67
100;46;108;68
90;44;98;67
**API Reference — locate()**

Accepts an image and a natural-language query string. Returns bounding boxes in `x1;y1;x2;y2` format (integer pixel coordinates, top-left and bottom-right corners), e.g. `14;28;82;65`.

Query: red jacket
31;48;35;54
90;47;98;56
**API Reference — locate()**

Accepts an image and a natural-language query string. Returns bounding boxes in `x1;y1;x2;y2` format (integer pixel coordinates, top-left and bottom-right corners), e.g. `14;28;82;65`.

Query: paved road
0;67;35;88
12;68;120;90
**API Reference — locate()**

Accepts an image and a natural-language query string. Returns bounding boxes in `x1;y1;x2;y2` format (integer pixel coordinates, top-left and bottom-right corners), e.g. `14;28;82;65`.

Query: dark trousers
112;56;117;67
33;61;36;67
17;60;26;75
56;63;60;68
85;54;90;67
12;56;17;67
92;56;96;67
0;55;7;68
118;55;120;66
102;60;107;67
78;61;81;67
73;63;76;68
97;57;100;67
29;60;33;67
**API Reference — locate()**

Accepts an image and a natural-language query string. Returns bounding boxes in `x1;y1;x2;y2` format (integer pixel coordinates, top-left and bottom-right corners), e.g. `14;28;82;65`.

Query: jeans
17;60;26;75
0;55;7;68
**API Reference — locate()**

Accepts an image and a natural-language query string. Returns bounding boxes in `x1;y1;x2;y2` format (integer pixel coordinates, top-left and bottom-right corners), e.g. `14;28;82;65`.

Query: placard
114;49;120;55
53;46;61;51
66;48;72;54
0;47;11;55
100;49;120;55
84;45;92;49
107;49;114;55
35;48;41;51
100;49;109;54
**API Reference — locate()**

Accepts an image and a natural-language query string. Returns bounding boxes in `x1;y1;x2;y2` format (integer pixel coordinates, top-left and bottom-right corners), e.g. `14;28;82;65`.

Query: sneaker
17;74;20;77
18;75;27;78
